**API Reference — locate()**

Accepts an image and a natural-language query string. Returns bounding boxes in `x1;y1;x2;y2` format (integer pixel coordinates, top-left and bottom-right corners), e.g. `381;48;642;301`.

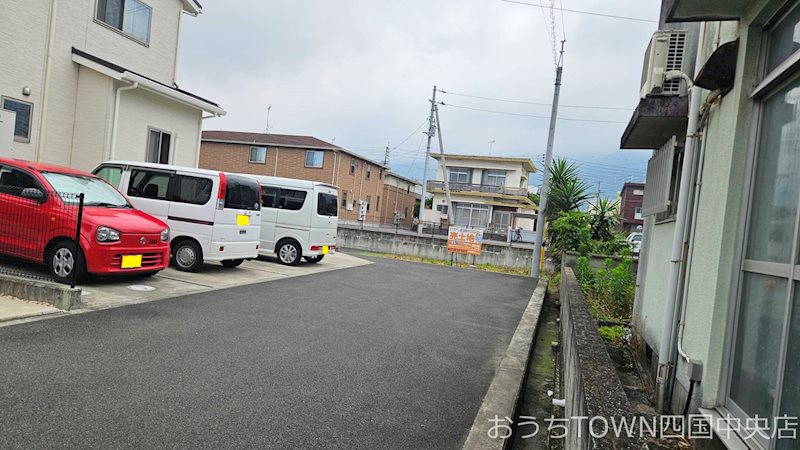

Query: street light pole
531;41;565;279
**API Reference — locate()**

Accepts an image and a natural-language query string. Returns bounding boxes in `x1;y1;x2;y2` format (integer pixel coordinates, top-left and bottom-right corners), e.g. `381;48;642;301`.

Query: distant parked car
93;162;261;272
0;158;171;284
246;175;337;265
626;232;642;255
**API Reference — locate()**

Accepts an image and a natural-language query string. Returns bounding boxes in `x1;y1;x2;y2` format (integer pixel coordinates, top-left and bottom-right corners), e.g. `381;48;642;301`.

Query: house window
483;170;507;186
366;165;372;179
436;204;448;214
376;195;380;211
727;5;800;447
249;146;267;164
366;195;371;212
146;128;171;164
634;207;642;220
305;150;324;168
96;0;152;44
2;97;32;142
453;202;489;228
350;158;356;175
449;167;472;184
341;191;348;209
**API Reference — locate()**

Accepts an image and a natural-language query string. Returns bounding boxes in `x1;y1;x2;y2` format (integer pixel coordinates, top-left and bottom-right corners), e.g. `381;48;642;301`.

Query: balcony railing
427;180;528;197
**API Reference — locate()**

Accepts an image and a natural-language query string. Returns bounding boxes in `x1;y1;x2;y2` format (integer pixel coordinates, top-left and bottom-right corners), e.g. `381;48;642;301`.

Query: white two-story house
423;153;538;234
0;0;225;171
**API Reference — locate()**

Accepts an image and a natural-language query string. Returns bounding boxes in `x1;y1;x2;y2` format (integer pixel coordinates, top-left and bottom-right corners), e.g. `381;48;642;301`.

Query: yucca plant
545;158;591;219
589;197;620;241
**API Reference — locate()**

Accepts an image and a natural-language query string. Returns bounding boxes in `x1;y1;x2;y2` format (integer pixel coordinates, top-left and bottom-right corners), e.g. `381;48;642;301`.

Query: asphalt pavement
0;255;537;449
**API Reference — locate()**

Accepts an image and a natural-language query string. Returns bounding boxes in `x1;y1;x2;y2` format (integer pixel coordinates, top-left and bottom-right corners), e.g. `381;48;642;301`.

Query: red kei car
0;158;170;284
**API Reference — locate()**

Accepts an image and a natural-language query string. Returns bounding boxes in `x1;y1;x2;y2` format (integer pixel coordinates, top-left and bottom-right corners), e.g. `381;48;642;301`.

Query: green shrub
599;325;626;343
548;211;593;259
576;257;635;322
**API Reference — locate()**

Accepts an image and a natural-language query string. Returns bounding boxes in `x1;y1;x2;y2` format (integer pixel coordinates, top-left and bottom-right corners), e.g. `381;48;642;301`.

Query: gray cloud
177;0;659;183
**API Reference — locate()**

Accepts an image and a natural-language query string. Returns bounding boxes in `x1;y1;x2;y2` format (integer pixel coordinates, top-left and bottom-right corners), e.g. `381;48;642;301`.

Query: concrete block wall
560;266;645;449
337;225;535;268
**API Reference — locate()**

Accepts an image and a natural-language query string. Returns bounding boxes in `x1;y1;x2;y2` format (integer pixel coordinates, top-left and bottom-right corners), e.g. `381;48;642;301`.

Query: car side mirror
21;187;46;202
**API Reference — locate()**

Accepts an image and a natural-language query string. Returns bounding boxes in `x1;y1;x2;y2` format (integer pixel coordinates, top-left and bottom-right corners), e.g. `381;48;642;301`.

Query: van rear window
225;175;260;211
317;193;338;217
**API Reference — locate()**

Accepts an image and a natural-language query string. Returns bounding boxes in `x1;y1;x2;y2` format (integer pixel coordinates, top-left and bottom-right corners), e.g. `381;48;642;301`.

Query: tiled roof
202;131;342;150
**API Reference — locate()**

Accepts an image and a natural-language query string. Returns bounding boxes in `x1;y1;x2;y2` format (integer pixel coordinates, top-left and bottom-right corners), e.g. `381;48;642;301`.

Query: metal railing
0;189;85;287
426;180;529;197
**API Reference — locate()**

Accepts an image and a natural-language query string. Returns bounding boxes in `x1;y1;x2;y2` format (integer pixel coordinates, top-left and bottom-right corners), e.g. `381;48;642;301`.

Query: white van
246;175;337;265
93;161;261;272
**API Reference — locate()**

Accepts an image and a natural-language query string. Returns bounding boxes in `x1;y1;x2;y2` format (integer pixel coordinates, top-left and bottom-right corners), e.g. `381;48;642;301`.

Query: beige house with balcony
423;153;537;234
0;0;225;171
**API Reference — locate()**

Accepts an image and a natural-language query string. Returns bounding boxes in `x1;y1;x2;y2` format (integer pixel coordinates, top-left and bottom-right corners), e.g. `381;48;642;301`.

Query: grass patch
358;251;530;276
598;325;626;343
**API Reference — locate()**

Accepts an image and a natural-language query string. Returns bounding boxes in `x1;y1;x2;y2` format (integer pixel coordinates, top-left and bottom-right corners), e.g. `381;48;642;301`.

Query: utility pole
434;104;454;224
265;105;272;133
418;85;437;234
531;41;565;279
383;141;390;166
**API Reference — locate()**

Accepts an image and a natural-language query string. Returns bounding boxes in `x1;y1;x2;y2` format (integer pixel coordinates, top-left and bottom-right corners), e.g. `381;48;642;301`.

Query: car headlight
160;228;170;242
97;226;120;242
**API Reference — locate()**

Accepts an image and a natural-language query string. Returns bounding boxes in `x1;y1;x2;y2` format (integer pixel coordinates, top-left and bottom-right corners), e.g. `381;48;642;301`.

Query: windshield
43;172;130;208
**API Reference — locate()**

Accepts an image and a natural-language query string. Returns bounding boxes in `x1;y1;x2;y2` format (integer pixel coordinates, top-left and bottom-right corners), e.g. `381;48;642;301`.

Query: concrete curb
0;273;81;311
462;278;547;450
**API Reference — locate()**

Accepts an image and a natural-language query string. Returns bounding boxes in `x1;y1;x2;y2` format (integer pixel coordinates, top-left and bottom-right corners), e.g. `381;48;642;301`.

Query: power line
500;0;657;23
438;89;631;110
438;102;629;124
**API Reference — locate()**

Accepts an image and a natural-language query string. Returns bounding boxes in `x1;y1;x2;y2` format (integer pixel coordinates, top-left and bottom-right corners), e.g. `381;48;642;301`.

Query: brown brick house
199;131;419;226
618;182;645;232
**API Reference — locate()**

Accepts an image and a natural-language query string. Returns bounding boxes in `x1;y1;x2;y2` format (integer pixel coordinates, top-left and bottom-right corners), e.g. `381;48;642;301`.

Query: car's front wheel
277;241;301;266
172;240;203;272
49;241;86;285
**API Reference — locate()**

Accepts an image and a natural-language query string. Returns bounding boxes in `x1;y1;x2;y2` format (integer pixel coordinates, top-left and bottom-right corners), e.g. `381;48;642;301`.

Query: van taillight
217;172;227;210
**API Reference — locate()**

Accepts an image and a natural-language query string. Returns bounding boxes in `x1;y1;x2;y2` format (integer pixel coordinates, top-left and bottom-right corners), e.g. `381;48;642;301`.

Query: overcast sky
176;0;658;187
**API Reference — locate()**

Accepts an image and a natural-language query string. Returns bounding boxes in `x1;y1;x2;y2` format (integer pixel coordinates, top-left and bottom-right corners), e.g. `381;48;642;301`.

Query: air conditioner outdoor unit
640;30;688;98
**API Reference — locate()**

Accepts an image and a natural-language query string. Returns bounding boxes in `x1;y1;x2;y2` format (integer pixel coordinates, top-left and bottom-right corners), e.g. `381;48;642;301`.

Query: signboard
447;226;484;256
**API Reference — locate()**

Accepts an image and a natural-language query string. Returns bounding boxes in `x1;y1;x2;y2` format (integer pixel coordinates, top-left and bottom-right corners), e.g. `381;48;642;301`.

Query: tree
589;198;620;241
545;158;590;219
528;192;540;205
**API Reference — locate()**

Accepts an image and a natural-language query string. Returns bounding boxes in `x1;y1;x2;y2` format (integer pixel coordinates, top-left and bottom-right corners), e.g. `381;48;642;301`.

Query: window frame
146;127;172;164
449;167;472;184
482;169;507;187
304;150;324;168
721;7;800;447
249;146;267;164
1;96;33;143
168;174;213;206
94;0;153;46
350;158;356;175
127;168;172;201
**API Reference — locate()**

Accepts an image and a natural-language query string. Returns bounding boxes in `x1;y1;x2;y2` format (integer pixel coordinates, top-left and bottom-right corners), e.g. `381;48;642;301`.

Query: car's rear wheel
172;240;203;272
277;241;301;266
49;241;86;285
221;259;244;268
304;255;324;264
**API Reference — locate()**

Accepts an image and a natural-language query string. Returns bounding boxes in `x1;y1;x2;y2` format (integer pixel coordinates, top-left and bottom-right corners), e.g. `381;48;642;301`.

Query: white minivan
246;175;337;265
93;161;261;272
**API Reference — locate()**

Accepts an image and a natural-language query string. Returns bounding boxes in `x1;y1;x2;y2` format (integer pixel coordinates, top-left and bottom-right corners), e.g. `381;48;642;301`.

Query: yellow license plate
237;214;250;226
322;246;329;255
121;254;143;269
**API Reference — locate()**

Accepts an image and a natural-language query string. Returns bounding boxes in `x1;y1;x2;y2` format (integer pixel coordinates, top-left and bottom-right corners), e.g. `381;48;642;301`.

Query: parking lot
0;252;369;314
0;256;536;449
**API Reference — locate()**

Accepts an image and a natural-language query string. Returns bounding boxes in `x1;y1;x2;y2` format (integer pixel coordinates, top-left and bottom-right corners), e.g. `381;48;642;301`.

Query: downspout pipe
656;71;702;413
109;79;139;160
36;0;59;162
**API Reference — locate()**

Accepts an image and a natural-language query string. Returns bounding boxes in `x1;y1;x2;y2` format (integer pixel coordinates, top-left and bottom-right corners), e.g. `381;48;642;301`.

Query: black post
71;193;84;289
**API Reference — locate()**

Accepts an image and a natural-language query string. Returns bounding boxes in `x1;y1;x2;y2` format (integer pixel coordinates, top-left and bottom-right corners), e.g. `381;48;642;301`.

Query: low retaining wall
337;225;534;268
563;252;639;274
0;273;80;310
560;266;644;449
